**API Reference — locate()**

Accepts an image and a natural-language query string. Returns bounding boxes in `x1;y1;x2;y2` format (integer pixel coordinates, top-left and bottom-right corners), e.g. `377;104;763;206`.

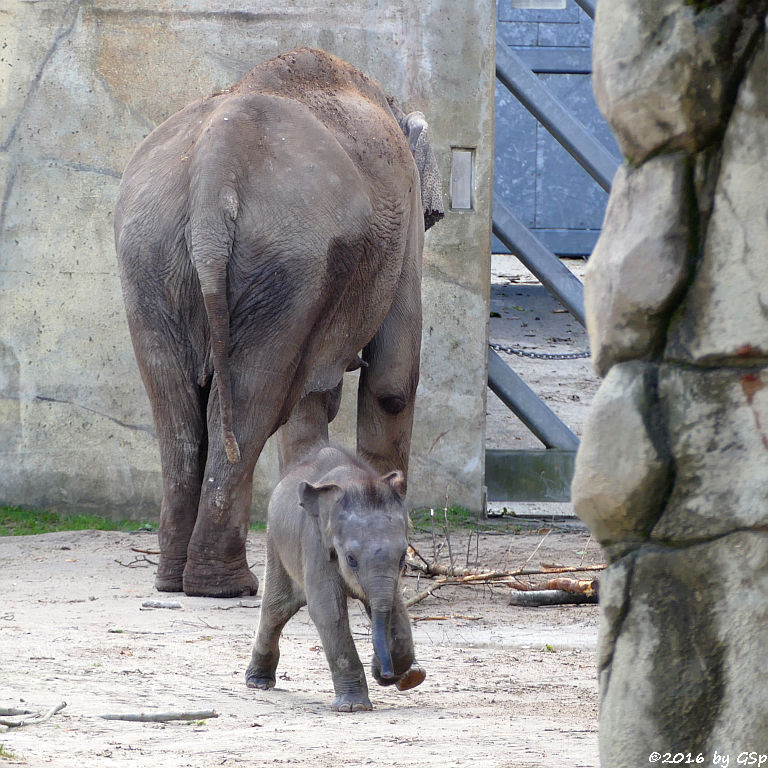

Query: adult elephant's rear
114;48;443;596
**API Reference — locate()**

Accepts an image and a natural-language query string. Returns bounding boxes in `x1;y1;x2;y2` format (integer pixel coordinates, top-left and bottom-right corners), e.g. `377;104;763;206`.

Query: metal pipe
495;37;619;192
487;349;580;451
492;199;586;326
573;0;596;19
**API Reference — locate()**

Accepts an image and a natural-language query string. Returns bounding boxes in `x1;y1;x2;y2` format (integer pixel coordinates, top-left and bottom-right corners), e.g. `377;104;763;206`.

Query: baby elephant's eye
346;553;359;569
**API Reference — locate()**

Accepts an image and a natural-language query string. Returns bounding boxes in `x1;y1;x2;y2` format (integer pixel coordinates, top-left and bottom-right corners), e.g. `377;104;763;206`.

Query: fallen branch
99;710;218;723
404;568;604;608
412;614;483;622
0;702;66;729
508;589;597;607
405;559;604;579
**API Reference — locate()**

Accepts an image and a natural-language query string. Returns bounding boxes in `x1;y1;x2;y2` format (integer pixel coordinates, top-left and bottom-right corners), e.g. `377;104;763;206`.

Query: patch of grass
0;505;155;537
249;520;267;532
410;505;481;533
0;743;20;761
409;505;531;535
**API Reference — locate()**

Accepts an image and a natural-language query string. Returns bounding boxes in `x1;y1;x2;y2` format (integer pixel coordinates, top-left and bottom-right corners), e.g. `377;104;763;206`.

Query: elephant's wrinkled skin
113;48;444;597
246;444;425;711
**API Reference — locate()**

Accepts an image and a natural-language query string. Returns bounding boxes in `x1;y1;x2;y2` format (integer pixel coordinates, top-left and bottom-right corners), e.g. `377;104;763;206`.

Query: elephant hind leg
126;309;209;593
183;344;309;597
156;432;208;591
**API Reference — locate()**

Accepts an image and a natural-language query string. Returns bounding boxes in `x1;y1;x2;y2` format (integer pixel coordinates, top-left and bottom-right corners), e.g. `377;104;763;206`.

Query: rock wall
572;1;768;763
0;1;495;518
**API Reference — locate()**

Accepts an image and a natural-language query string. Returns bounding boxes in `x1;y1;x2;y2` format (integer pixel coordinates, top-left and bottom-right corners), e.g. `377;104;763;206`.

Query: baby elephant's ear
298;481;344;517
381;471;407;499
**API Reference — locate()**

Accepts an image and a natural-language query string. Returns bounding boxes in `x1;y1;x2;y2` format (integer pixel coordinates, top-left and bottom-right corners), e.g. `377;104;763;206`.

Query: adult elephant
114;48;444;597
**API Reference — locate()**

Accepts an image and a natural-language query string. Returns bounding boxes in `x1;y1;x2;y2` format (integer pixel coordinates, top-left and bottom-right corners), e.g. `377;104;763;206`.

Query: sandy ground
0;523;603;768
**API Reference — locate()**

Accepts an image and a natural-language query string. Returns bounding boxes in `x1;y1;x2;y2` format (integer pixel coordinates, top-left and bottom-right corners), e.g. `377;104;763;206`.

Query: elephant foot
182;558;258;598
154;554;186;593
245;669;275;690
395;663;426;692
332;693;372;712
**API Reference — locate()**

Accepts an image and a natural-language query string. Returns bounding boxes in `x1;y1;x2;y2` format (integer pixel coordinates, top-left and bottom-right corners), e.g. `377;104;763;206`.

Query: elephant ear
380;470;407;500
298;481;344;518
389;98;445;231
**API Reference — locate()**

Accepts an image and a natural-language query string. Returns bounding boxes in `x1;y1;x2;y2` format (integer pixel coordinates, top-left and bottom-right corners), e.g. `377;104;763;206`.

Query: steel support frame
487;13;619;500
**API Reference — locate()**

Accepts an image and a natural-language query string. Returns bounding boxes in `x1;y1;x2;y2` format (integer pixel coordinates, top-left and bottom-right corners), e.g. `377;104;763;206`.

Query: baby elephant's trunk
371;606;396;682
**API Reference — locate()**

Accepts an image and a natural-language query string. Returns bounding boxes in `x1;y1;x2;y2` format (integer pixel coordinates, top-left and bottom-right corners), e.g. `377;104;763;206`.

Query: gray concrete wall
0;1;494;519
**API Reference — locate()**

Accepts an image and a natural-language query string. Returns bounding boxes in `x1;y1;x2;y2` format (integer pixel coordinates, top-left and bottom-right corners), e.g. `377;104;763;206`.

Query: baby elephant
246;445;425;711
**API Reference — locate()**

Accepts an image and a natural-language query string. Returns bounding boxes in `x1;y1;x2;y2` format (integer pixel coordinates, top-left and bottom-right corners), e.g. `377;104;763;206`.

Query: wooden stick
99;710;218;722
0;701;66;728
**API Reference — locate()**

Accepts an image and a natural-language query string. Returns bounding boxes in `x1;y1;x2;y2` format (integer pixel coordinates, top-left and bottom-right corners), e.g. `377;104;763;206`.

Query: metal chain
489;341;591;361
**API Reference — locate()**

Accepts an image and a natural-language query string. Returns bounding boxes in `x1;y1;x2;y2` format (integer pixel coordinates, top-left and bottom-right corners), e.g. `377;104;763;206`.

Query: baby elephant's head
299;469;409;682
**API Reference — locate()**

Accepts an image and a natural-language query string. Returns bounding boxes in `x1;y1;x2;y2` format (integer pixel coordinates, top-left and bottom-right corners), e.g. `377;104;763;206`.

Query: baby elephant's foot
395;663;426;692
245;667;276;690
332;693;373;712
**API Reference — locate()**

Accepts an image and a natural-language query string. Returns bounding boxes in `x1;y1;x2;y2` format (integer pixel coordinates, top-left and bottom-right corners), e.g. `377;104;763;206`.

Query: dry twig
115;555;158;568
0;701;67;729
99;710;218;722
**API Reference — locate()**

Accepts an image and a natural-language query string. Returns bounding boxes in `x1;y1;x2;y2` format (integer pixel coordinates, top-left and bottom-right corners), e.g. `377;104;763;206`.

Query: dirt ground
0;523;603;768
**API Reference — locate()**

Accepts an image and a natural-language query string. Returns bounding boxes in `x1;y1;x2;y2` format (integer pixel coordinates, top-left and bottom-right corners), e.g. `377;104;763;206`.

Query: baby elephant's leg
307;586;371;712
246;546;302;690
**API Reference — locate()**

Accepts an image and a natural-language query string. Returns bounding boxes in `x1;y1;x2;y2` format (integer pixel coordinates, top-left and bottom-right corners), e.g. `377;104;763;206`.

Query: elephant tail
187;187;241;464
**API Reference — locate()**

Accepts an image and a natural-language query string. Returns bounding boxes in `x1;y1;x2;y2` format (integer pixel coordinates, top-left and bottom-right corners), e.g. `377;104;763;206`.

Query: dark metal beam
573;0;596;19
495;36;619;192
493;199;586;326
487;348;580;451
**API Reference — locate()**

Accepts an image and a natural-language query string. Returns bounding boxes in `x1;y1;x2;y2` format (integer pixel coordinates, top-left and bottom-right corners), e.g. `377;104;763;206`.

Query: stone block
651;366;768;542
666;32;768;364
599;532;768;766
584;155;692;377
593;0;765;164
571;362;671;557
